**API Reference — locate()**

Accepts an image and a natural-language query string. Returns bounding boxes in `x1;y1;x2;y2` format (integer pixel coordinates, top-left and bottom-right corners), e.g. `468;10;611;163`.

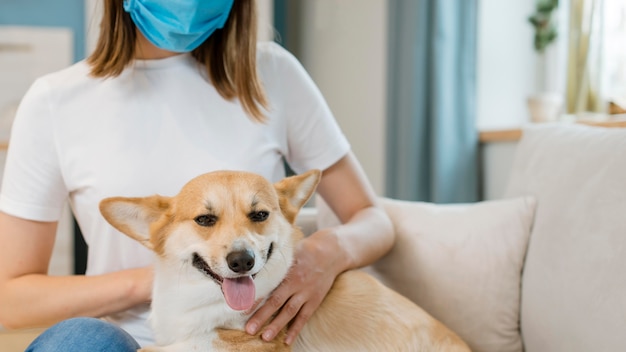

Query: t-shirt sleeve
0;78;67;221
261;42;350;174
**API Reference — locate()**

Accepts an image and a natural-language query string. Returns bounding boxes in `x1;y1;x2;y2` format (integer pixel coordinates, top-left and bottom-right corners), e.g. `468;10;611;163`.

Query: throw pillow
316;196;536;352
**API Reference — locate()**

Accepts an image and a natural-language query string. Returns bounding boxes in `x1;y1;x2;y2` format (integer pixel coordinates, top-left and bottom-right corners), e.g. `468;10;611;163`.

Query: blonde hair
87;0;268;122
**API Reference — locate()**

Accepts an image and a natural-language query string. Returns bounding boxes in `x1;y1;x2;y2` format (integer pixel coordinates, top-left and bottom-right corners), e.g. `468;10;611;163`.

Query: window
603;0;626;113
566;0;626;115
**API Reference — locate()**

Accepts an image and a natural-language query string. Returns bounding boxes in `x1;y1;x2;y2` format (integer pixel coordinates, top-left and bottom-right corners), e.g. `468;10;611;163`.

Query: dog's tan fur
100;170;469;351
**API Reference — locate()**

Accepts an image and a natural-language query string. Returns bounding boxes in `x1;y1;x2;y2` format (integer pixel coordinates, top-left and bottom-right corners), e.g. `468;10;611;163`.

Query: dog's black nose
226;249;255;273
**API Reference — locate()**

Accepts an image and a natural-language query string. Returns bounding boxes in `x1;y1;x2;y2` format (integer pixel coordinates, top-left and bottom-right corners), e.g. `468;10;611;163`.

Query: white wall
477;0;569;130
476;0;536;130
257;0;274;42
481;141;519;200
475;0;533;200
298;0;388;195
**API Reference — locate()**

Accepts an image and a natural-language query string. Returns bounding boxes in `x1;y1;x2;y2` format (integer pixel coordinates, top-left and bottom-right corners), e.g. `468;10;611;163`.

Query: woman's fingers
245;283;291;335
260;292;307;341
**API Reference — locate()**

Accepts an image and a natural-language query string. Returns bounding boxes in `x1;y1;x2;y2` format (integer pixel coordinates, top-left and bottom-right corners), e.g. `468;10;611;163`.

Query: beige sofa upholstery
504;124;626;351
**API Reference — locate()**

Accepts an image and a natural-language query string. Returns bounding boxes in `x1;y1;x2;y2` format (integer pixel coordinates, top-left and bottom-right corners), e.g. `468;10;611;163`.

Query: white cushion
317;196;536;352
505;124;626;352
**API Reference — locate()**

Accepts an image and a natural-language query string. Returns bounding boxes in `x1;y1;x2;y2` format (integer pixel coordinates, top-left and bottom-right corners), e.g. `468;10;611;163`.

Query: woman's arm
0;212;152;330
246;152;395;344
314;151;395;270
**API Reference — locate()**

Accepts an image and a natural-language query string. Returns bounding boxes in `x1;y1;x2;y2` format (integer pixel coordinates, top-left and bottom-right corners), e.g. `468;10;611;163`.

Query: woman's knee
26;317;140;352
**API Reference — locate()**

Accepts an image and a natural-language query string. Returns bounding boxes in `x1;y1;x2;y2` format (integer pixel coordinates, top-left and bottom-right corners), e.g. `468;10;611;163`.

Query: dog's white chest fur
147;258;278;350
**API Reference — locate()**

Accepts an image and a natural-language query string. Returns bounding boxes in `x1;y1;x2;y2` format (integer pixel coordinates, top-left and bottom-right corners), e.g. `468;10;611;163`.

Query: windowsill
479;115;626;143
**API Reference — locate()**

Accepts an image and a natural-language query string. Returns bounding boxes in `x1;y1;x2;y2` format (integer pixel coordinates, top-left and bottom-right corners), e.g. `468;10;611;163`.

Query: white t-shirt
0;42;349;345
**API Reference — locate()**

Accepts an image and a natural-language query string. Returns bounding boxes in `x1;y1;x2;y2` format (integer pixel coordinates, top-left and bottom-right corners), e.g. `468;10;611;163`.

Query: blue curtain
386;0;479;203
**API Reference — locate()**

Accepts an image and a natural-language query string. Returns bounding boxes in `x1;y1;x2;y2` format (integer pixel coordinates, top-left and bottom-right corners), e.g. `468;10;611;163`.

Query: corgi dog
100;169;470;351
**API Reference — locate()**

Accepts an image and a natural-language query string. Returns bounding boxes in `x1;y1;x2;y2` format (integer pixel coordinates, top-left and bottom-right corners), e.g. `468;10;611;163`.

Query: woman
0;0;394;350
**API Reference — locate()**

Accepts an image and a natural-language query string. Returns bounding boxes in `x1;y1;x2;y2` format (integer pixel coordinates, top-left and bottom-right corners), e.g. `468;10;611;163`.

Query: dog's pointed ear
274;169;321;223
99;195;171;250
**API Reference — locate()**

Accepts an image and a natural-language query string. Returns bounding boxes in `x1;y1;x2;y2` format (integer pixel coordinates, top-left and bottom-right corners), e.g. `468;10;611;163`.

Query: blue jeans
26;317;140;352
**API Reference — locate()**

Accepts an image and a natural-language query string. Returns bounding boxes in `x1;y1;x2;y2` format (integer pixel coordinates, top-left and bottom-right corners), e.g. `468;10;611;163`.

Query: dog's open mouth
192;252;257;311
192;252;223;284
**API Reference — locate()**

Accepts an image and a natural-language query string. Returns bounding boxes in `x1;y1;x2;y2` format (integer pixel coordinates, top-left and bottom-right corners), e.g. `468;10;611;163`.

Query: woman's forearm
314;152;395;274
325;204;394;273
0;267;152;330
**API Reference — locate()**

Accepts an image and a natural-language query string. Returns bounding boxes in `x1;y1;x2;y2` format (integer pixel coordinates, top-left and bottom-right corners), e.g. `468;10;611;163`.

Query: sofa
305;123;626;352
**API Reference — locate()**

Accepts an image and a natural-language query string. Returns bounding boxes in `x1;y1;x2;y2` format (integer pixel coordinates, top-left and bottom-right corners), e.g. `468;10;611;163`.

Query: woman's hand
245;228;345;345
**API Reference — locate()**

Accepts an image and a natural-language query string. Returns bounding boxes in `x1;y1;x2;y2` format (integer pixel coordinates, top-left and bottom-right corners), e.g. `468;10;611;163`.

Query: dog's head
99;169;321;312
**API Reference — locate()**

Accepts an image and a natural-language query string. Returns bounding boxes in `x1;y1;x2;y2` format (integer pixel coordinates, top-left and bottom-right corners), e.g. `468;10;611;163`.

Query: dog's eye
194;214;217;227
249;210;269;222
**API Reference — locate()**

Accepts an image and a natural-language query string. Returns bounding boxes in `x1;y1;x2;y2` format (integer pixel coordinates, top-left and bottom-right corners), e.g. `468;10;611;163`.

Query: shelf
479;119;626;143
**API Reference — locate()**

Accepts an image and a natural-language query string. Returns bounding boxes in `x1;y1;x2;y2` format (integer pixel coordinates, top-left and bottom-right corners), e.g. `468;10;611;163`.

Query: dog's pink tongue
222;276;255;311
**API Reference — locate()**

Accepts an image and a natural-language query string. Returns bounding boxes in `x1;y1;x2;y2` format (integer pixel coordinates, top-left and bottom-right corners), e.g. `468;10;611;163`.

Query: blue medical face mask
123;0;235;53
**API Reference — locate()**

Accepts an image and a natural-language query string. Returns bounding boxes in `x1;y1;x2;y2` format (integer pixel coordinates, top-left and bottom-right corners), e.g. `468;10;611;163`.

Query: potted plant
527;0;563;122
